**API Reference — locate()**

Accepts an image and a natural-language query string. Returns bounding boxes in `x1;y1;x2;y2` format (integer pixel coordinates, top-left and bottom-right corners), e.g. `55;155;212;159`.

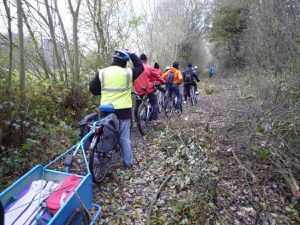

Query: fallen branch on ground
146;173;174;225
231;148;257;183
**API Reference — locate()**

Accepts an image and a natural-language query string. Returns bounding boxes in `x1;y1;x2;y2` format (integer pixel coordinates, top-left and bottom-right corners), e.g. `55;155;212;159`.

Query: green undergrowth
199;81;218;95
0;79;97;191
218;70;300;223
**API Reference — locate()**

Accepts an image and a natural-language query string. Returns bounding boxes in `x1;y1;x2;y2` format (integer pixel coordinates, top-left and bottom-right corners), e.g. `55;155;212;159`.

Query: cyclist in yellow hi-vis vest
89;49;144;168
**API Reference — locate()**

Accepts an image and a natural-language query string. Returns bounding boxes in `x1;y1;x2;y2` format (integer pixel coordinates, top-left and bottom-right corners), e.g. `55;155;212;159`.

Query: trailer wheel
65;207;90;225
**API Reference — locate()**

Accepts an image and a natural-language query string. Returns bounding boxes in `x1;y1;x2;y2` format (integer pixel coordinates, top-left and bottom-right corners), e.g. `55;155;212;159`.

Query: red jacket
155;68;163;77
134;62;165;96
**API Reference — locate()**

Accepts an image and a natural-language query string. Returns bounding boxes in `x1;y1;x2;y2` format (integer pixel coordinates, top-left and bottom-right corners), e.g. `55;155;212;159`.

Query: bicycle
156;86;167;113
185;82;198;106
136;84;161;135
80;106;120;184
164;90;182;117
1;120;103;225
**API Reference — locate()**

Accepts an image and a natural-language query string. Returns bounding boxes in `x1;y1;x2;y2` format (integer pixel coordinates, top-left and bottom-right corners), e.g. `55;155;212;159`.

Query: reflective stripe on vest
99;66;133;109
101;68;131;92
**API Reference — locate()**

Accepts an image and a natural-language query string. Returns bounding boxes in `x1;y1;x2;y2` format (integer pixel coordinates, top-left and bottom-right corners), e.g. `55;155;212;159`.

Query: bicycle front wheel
89;143;112;184
137;103;150;135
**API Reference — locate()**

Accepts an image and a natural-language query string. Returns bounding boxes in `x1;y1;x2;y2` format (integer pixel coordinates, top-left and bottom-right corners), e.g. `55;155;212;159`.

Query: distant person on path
183;63;200;104
162;61;183;113
89;49;144;168
134;54;165;123
209;64;216;79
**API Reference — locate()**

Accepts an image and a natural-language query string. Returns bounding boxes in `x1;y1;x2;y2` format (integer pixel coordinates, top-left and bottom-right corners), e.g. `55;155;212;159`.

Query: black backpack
184;70;193;83
166;72;174;85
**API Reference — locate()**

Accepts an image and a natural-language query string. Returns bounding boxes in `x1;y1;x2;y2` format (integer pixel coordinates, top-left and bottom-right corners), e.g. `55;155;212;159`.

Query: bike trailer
0;134;101;225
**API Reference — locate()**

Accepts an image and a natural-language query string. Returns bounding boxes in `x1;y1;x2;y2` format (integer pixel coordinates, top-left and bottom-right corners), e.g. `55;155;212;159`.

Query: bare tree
23;12;52;80
3;0;13;100
44;0;63;81
131;0;208;69
85;0;129;68
54;0;73;86
17;0;26;105
68;0;82;84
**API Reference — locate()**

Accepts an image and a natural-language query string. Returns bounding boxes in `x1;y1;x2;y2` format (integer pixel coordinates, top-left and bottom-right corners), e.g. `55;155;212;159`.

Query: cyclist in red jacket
134;54;165;122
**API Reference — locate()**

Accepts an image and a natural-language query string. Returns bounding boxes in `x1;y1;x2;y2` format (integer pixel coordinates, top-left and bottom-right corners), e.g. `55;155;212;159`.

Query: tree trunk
23;13;51;80
68;0;82;85
54;0;74;86
3;0;13;101
44;0;63;82
73;15;80;84
17;0;26;105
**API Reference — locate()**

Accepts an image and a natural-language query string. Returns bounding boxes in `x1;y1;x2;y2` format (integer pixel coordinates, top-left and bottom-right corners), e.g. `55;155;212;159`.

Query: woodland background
0;0;299;223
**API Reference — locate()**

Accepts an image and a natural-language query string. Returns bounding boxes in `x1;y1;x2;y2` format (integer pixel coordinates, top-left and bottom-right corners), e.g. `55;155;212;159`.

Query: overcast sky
0;0;72;33
0;0;145;33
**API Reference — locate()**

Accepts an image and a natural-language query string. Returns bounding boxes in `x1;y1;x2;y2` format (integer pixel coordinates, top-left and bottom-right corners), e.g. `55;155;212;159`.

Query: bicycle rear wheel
190;86;196;106
157;91;163;113
174;97;183;114
137;103;150;135
89;138;112;184
164;95;174;117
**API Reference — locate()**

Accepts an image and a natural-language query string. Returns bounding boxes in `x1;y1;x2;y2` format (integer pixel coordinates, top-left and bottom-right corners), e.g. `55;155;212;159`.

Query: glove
125;49;134;56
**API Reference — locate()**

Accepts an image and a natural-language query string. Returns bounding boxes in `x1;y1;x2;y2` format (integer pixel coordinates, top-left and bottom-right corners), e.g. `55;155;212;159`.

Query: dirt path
91;79;221;224
93;78;300;224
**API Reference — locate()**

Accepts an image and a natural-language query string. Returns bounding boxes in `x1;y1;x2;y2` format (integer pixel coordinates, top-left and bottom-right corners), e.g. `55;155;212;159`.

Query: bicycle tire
65;207;90;225
174;96;183;114
89;138;112;184
157;92;162;113
194;91;198;104
190;86;195;106
164;95;173;118
161;93;168;110
137;103;150;135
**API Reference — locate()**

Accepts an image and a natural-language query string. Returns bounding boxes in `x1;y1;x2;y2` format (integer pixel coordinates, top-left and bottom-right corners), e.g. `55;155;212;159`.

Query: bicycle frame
45;120;104;174
1;119;105;225
136;93;153;121
145;99;152;119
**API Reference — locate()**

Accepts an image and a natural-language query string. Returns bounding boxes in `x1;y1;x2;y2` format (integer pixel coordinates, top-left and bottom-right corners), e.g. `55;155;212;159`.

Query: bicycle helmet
113;49;130;62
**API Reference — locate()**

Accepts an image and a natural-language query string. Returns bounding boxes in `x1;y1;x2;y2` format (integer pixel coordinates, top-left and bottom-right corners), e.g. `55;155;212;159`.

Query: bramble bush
0;75;96;191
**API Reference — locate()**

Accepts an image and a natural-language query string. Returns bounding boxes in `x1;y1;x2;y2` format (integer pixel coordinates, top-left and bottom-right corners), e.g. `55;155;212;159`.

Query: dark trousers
167;84;181;111
184;82;197;101
134;92;159;121
0;201;3;225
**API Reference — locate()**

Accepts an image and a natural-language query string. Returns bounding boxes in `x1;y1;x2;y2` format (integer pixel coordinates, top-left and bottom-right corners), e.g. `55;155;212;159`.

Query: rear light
94;127;100;134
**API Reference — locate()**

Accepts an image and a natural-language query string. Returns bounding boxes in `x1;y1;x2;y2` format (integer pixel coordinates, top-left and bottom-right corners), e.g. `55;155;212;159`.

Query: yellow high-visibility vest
98;66;133;109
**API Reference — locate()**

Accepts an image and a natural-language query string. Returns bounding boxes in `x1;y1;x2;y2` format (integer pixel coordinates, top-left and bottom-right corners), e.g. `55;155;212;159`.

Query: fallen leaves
91;79;300;224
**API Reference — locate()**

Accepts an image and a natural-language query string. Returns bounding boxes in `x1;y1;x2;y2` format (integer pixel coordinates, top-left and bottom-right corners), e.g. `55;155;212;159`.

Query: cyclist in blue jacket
209;64;216;79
